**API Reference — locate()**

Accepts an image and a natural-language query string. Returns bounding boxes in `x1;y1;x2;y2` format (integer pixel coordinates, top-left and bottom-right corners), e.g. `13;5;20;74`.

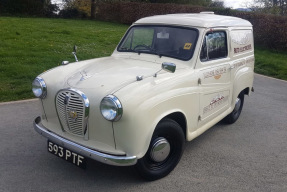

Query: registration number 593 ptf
47;141;86;169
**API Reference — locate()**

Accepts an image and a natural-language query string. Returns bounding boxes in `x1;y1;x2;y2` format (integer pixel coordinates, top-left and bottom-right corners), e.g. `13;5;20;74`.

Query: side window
200;31;228;62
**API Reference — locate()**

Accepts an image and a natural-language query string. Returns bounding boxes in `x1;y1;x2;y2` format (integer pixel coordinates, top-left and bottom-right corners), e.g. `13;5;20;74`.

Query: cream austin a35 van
32;12;254;180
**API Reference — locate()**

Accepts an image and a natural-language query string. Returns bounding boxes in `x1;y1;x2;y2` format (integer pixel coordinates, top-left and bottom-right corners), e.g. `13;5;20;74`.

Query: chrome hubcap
150;137;170;162
234;98;241;112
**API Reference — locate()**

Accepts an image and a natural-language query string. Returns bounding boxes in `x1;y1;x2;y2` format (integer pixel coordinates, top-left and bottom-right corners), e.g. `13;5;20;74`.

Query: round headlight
100;95;123;122
32;77;47;99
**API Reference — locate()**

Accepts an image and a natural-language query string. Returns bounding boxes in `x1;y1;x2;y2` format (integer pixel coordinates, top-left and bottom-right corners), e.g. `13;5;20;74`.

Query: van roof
134;13;252;28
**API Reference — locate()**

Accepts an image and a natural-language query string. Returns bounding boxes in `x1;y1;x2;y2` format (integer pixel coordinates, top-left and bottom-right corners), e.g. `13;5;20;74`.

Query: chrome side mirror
154;62;176;77
162;62;176;73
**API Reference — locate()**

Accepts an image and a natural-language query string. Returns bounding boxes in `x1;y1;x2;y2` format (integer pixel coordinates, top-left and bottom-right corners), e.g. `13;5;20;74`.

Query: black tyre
136;118;185;181
224;92;244;124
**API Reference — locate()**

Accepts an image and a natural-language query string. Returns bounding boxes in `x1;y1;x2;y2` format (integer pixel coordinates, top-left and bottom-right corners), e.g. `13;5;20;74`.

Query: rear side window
200;31;228;62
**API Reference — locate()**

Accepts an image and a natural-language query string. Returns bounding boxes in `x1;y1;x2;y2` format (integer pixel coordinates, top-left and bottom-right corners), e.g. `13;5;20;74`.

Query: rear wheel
224;92;244;124
136;118;185;181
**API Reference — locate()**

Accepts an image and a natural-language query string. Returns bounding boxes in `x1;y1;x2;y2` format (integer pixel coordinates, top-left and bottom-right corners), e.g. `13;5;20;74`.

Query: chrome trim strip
33;116;137;166
63;92;70;132
40;99;48;121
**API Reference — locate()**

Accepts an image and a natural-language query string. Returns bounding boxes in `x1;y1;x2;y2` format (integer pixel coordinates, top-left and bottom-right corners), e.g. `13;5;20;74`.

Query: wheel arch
232;69;254;101
243;87;250;95
161;112;187;139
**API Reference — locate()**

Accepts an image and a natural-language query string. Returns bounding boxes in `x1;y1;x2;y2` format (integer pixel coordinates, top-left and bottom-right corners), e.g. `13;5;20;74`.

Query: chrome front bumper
33;116;137;166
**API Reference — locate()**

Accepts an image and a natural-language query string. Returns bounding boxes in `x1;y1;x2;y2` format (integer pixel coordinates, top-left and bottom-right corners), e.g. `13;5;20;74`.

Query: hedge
95;2;287;50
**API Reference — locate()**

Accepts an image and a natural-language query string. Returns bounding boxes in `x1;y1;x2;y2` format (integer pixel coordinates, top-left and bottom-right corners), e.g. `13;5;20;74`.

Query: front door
197;29;232;127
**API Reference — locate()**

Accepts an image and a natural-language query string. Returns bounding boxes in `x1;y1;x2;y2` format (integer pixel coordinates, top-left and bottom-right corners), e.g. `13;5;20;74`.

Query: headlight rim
32;77;47;99
100;95;123;122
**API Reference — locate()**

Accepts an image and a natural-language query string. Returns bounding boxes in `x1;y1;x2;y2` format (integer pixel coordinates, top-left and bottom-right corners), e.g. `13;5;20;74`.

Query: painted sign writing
203;95;228;114
234;44;252;54
203;67;227;79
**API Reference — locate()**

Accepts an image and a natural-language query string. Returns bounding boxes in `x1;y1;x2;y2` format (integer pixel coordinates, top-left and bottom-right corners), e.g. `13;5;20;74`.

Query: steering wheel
134;44;151;51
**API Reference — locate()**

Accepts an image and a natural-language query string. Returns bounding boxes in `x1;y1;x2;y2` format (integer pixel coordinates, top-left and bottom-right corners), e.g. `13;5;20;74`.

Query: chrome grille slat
55;89;90;138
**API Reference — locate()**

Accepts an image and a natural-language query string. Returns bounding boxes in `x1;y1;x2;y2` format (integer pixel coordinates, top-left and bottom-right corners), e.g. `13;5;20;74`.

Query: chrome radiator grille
55;89;89;137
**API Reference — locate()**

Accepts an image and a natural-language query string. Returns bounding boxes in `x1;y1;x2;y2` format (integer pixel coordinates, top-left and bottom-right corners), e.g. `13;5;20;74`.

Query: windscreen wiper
134;49;162;58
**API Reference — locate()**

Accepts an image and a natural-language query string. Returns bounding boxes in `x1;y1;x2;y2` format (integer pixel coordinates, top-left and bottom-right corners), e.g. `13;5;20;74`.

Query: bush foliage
59;8;88;18
96;2;287;50
0;0;58;17
60;0;91;18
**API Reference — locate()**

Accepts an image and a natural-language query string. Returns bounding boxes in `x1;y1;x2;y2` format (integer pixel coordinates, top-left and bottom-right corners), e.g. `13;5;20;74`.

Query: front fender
113;86;199;159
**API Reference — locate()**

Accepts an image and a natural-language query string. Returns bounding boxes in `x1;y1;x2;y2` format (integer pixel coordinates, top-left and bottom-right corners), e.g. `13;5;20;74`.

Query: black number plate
47;140;86;169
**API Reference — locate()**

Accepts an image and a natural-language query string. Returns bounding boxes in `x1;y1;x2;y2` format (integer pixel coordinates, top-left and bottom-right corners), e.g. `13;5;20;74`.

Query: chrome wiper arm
135;49;151;55
133;48;162;58
150;49;162;58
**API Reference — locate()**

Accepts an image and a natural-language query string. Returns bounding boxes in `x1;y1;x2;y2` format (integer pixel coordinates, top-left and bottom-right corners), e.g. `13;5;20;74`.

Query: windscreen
118;26;198;61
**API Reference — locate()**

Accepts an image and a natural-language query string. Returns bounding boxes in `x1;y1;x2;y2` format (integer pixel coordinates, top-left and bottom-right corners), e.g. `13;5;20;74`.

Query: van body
33;13;254;180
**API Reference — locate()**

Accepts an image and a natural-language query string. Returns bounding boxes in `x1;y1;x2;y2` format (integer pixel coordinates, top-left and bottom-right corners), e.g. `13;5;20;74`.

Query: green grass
0;17;286;102
0;17;129;102
254;47;287;80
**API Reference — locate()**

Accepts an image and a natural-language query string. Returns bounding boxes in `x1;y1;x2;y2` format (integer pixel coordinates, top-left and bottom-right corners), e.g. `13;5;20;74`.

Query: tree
274;0;287;15
61;0;223;19
252;0;287;15
60;0;90;18
209;0;224;7
91;0;96;19
0;0;58;16
147;0;213;6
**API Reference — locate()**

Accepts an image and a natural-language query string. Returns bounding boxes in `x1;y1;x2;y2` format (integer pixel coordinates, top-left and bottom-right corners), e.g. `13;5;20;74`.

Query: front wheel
224;92;244;124
136;118;185;181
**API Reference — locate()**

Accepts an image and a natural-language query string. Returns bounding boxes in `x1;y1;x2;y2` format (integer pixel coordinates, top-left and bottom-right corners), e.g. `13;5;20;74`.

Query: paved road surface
0;74;287;192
